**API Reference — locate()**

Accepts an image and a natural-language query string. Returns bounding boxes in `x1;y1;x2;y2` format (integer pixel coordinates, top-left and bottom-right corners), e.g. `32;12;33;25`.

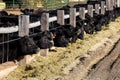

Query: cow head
19;36;39;56
50;26;69;47
34;31;54;49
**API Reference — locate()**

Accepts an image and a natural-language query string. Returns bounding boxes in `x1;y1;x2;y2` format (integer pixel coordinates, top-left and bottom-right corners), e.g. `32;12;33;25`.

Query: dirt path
85;40;120;80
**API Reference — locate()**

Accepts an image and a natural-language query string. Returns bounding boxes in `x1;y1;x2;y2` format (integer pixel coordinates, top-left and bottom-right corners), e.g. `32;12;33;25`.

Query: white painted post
106;0;111;10
101;1;105;14
19;15;33;65
88;5;93;17
70;8;76;27
79;7;85;20
117;0;120;7
95;4;100;14
19;15;29;37
57;10;65;25
40;13;49;56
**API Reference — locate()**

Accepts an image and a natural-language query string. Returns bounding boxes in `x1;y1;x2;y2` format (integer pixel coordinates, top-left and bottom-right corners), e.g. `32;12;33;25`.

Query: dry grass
2;17;120;80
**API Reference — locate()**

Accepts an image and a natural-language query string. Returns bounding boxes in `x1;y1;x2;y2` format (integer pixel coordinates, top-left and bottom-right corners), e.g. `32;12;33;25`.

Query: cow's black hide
33;30;54;49
84;13;95;34
0;15;18;27
51;27;69;47
0;10;8;16
0;35;39;62
113;7;120;18
20;8;34;15
93;13;104;31
51;21;84;46
18;36;38;56
76;17;84;39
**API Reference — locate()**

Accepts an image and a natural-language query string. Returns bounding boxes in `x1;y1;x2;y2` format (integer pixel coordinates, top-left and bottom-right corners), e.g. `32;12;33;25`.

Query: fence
0;0;120;65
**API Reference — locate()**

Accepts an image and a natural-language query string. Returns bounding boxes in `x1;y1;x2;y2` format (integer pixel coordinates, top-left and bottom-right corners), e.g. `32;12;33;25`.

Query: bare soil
84;40;120;80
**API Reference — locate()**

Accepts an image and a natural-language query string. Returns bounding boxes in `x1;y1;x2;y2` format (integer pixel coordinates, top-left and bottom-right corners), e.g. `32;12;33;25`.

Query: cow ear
51;32;56;39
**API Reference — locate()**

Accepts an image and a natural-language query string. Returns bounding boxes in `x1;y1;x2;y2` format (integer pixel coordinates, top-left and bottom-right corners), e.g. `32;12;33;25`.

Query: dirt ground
84;40;120;80
1;17;120;80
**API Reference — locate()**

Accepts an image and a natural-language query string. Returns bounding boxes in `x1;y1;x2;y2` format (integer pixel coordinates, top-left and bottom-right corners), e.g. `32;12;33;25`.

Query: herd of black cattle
0;1;120;63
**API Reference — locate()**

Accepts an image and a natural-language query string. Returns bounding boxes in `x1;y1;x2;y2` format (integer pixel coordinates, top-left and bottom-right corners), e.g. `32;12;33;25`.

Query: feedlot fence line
1;0;120;34
1;0;118;34
0;0;119;64
0;0;120;34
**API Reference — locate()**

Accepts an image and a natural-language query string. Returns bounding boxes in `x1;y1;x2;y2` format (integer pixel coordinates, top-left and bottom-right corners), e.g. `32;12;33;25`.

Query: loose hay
2;17;120;80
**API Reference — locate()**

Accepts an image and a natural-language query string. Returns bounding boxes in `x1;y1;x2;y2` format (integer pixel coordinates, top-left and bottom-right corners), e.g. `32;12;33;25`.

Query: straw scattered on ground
2;17;120;80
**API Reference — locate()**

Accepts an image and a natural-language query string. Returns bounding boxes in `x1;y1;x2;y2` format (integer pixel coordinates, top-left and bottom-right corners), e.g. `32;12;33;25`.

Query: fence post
95;4;100;14
79;7;85;20
106;0;111;10
57;10;64;25
19;15;29;37
113;0;116;7
40;13;49;56
18;15;31;65
111;0;114;10
70;8;76;27
88;5;93;17
41;13;49;31
117;0;120;7
101;1;105;14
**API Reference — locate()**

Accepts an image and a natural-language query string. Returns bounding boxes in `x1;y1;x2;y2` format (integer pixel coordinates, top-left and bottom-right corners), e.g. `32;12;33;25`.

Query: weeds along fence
0;0;120;64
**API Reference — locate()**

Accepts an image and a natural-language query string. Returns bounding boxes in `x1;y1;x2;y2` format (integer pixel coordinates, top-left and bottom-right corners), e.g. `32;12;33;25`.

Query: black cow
20;8;34;15
21;8;46;22
20;5;70;22
51;21;84;47
0;10;8;16
0;11;19;27
18;36;38;56
51;28;69;47
76;16;84;39
84;13;95;34
113;7;120;18
33;30;54;49
92;13;105;31
0;15;18;27
0;35;39;62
